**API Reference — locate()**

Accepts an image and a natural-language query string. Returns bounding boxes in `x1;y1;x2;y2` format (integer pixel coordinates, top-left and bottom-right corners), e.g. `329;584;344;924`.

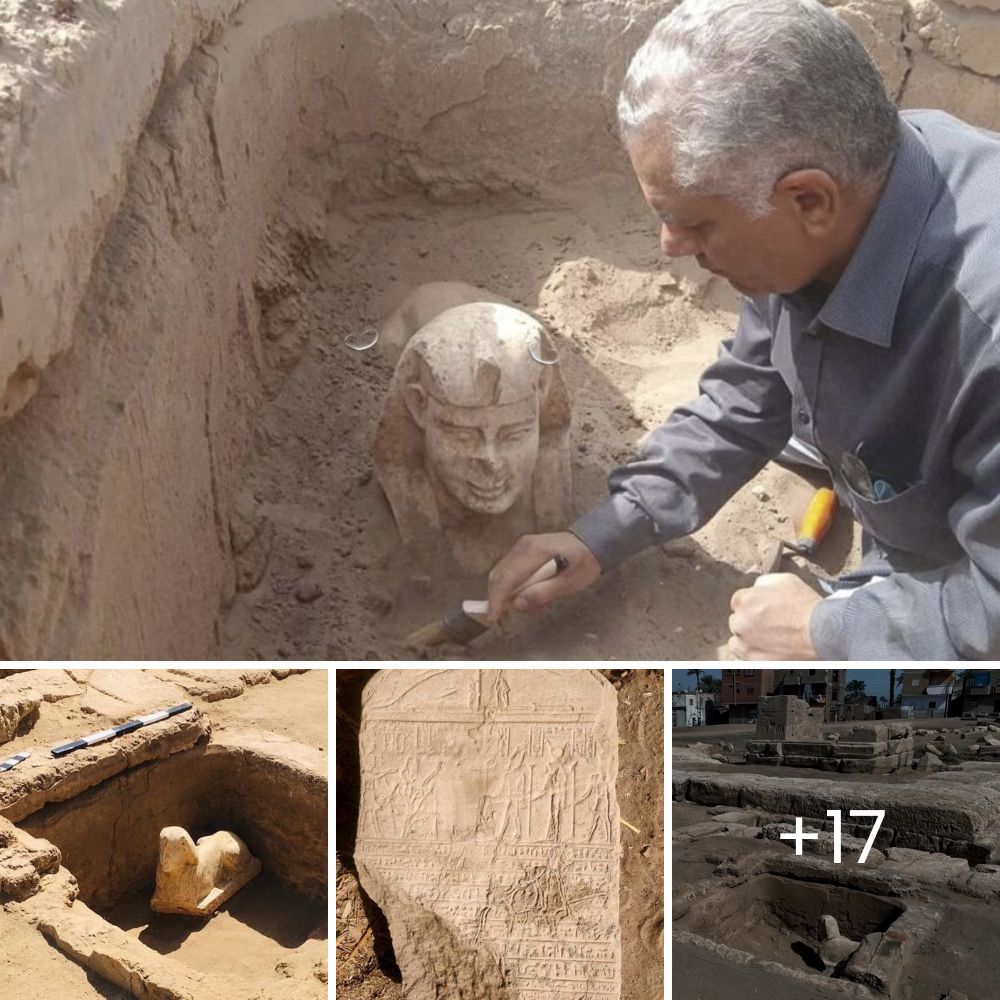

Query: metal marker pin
528;337;559;365
345;327;379;351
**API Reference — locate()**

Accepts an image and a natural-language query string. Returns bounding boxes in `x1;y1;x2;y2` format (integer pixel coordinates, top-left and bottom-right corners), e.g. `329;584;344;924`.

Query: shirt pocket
835;476;961;565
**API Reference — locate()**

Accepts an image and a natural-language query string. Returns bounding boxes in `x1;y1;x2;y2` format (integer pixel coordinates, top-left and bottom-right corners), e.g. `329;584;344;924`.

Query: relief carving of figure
534;757;572;842
579;771;612;843
374;302;571;574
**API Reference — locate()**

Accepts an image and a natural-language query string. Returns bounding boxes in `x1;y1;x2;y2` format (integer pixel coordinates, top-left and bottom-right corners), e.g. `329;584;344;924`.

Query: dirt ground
335;667;664;1000
0;667;328;999
217;173;857;662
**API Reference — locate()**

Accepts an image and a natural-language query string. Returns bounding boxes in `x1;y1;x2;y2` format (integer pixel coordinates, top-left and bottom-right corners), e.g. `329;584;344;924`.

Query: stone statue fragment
374;302;572;574
150;825;261;916
355;669;621;1000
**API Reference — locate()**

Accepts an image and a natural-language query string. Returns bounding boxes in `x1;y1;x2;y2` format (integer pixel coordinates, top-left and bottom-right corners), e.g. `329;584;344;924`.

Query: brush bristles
405;605;490;647
405;621;451;648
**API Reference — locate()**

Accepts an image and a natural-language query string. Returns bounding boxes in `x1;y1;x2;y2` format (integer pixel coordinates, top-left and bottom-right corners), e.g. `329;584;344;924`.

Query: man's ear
404;383;428;428
774;168;840;237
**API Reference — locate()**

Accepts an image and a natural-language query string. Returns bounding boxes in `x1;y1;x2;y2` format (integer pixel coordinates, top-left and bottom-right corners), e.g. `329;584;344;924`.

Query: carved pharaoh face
407;390;540;516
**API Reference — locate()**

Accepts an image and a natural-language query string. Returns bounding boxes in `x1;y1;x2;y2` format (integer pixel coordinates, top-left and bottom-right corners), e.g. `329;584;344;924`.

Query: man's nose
660;222;700;259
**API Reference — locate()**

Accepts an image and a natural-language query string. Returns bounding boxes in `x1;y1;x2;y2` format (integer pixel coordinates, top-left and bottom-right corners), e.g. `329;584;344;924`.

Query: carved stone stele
355;669;621;1000
150;826;262;917
373;302;572;575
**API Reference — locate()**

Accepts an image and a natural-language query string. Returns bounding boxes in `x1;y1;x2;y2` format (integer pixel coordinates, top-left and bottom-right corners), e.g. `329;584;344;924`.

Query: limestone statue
374;301;571;574
150;825;262;917
817;914;861;968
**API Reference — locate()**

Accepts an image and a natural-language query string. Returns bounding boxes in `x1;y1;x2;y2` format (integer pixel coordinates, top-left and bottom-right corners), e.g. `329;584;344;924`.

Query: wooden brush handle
463;555;568;618
515;556;565;594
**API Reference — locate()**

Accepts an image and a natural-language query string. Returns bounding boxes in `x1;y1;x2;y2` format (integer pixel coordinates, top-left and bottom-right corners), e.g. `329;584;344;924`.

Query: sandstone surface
356;669;620;1000
0;693;41;745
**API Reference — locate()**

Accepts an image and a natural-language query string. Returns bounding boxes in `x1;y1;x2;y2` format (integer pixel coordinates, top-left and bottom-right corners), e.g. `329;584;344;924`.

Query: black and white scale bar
0;749;33;772
51;702;194;758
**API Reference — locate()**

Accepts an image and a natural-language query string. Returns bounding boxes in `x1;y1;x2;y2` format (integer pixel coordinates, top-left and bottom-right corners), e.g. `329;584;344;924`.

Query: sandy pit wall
17;734;327;911
1;1;1000;658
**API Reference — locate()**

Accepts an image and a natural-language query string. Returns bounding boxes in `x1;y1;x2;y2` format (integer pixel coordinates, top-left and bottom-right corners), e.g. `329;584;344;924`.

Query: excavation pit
676;874;903;977
13;735;327;999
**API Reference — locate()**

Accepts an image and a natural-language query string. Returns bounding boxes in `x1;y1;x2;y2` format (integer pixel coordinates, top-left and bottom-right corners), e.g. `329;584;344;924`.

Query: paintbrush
406;554;569;648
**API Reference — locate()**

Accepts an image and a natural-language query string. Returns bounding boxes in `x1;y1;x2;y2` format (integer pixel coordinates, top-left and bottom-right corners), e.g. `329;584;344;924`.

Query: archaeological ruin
0;668;327;1000
674;680;1000;999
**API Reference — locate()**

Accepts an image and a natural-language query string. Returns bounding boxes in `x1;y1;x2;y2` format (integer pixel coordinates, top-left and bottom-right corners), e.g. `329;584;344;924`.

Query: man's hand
486;532;601;624
728;573;822;660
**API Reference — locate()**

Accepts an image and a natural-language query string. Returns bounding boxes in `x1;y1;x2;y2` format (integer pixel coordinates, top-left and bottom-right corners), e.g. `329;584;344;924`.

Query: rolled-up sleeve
810;354;1000;660
571;295;793;570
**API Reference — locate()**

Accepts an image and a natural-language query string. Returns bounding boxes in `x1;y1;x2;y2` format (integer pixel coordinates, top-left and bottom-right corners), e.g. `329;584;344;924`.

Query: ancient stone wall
1;0;999;655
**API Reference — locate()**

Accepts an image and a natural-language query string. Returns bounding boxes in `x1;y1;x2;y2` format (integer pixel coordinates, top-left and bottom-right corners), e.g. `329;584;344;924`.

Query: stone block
849;724;889;743
755;696;823;741
686;776;743;807
355;669;620;1000
841;758;879;773
745;740;782;756
895;831;942;852
774;741;832;758
784;755;842;771
832;742;885;759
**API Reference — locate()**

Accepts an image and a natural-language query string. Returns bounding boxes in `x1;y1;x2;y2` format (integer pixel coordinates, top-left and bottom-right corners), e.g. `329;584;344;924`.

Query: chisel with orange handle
762;486;838;573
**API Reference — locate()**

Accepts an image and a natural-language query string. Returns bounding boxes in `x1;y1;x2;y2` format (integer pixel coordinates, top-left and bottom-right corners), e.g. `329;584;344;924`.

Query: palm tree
846;678;866;704
702;676;722;695
687;669;703;691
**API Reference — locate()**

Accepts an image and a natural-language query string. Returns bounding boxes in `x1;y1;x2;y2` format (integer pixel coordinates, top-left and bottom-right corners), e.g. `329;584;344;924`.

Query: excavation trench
0;0;803;662
676;874;903;977
13;738;327;998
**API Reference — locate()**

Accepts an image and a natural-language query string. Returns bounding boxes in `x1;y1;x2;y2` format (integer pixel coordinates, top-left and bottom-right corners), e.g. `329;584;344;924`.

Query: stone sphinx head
374;303;571;572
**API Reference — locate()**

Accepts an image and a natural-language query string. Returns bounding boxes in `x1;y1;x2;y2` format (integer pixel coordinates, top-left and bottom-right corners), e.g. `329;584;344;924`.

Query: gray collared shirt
571;110;1000;660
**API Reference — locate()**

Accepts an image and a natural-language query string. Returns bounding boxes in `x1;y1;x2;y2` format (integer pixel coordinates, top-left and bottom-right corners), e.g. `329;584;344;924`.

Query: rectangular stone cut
355;669;621;1000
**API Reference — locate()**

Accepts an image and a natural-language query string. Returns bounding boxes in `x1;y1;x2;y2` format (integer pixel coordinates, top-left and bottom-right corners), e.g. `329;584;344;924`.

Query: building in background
898;670;957;718
960;670;1000;716
721;669;774;724
672;690;715;728
721;669;846;723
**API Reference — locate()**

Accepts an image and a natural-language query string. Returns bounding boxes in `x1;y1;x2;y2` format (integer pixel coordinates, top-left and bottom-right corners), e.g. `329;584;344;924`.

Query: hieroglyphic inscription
355;669;621;1000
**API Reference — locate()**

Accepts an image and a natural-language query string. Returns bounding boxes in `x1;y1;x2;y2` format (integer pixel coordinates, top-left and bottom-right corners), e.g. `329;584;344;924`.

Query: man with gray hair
488;0;1000;659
